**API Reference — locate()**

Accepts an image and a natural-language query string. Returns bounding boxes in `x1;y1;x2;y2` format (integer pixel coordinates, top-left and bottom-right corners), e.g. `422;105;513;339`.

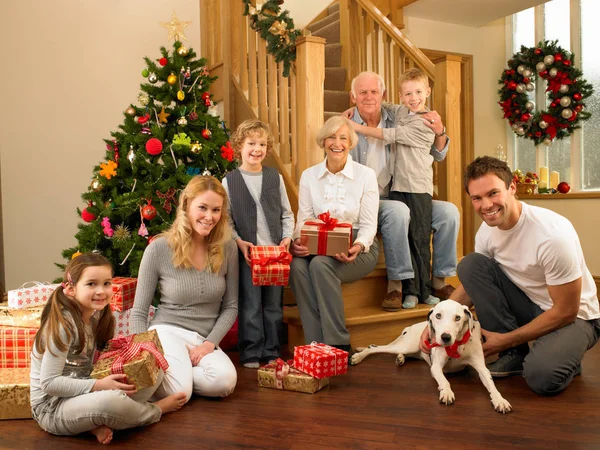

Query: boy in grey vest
223;119;295;368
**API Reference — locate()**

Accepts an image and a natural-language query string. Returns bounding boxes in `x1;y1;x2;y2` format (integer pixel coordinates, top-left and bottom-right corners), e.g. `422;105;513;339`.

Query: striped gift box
0;326;38;368
249;246;292;286
110;277;137;312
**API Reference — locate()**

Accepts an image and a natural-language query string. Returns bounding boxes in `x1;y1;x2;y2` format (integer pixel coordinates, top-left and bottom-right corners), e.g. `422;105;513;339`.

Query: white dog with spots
350;300;512;413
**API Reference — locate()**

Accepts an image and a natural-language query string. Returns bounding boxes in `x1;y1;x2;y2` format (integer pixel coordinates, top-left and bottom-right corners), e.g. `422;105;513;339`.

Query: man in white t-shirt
421;156;599;395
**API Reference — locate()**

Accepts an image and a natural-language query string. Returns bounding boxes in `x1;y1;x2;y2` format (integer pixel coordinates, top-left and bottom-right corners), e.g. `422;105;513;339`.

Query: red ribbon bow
256;251;292;266
305;212;352;255
264;358;291;388
424;330;471;359
156;188;177;214
97;334;169;376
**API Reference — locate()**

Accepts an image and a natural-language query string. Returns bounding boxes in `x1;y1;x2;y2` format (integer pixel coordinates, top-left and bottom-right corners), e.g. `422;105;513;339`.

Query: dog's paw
350;352;364;366
491;395;512;414
395;354;405;367
438;388;455;405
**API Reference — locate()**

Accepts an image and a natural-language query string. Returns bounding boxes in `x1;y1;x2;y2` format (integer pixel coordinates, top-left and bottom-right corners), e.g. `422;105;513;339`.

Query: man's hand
334;243;362;263
279;237;292;252
188;341;216;366
421;110;445;136
481;329;510;357
342;107;355;119
290;238;309;257
419;326;431;354
236;239;253;266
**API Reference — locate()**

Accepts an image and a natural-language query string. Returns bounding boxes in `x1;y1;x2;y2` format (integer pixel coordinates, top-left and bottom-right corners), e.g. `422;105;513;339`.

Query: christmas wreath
498;40;593;146
242;0;302;77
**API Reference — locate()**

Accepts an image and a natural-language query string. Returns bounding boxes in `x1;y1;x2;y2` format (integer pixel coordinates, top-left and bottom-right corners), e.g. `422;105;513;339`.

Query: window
511;0;600;191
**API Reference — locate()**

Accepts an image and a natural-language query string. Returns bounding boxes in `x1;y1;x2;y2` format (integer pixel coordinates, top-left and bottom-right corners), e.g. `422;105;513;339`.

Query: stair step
324;67;347;91
324;89;350;112
311;19;340;45
325;43;342;67
308;10;340;33
328;2;340;14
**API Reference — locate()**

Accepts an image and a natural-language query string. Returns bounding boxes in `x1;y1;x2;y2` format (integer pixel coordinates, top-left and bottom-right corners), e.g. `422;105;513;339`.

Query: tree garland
242;0;302;77
498;40;593;146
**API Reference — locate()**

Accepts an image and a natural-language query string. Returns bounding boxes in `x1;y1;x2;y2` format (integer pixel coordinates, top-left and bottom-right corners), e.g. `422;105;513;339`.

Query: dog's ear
463;307;474;332
427;309;435;341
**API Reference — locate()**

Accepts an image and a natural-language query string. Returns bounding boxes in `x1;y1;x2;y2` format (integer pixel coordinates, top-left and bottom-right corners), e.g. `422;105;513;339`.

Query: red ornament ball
534;48;542;55
521;113;531;121
145;138;163;155
564;60;572;66
142;203;157;220
557;181;571;194
573;92;583;101
575;104;583;112
81;208;96;223
554;53;563;62
201;128;212;139
201;92;210;100
148;235;159;245
159;57;168;66
507;81;518;90
189;111;198;121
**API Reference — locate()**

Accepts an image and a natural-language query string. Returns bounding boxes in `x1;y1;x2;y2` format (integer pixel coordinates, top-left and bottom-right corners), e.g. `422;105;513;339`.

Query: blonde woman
130;176;238;401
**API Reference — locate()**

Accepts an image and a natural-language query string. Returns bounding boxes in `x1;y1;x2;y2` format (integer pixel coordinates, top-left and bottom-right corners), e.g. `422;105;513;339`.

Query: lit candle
539;166;549;189
550;171;560;190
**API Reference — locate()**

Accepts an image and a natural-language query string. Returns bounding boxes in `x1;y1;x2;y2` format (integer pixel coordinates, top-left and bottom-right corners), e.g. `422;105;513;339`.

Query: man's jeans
378;198;459;281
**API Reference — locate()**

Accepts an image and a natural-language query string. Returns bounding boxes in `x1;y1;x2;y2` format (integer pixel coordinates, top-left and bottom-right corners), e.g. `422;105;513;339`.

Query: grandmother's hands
334;243;363;263
290;238;309;257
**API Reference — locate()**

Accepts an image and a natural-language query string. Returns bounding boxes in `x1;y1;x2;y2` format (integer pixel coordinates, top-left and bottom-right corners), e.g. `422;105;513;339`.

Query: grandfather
348;71;459;311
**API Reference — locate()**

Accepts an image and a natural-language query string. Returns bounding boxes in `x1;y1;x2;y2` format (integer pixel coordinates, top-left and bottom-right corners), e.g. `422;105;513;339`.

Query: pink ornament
138;223;149;237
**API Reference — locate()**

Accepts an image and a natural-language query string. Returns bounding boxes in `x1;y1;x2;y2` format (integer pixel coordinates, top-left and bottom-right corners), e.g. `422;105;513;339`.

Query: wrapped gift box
110;277;137;312
7;282;59;310
293;343;348;379
0;326;37;368
258;359;329;394
300;212;352;257
91;329;168;390
113;306;157;337
0;368;31;420
249;246;292;286
0;306;43;328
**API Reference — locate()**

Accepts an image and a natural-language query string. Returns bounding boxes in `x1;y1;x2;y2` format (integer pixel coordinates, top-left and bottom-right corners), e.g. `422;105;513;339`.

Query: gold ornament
125;107;136;116
167;73;178;85
138;93;150;106
269;20;290;44
71;251;82;259
160;10;192;42
177;90;185;101
113;224;132;242
190;142;202;153
177;46;189;56
90;178;103;192
158;107;170;124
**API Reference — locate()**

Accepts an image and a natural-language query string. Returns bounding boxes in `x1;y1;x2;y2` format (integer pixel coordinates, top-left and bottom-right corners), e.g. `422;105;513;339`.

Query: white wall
284;0;331;28
0;0;200;289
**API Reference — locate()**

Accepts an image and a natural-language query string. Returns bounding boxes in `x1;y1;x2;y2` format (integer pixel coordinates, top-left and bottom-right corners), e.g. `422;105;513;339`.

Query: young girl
130;176;239;400
222;119;294;368
30;253;186;445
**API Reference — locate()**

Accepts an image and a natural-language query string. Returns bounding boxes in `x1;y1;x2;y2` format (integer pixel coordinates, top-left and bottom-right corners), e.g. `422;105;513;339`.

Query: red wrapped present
0;326;37;368
249;246;292;286
7;282;59;309
113;305;156;336
300;211;352;257
110;277;137;312
293;342;348;379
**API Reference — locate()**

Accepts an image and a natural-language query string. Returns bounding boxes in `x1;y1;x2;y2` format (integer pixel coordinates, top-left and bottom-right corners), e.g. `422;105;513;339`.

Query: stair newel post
339;0;352;90
293;36;326;182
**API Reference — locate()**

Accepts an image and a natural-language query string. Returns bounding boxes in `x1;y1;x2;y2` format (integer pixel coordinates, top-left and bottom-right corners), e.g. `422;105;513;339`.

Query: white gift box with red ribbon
7;282;60;310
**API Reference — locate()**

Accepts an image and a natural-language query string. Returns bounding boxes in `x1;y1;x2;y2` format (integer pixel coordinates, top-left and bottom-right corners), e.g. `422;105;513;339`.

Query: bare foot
154;392;187;414
90;425;113;444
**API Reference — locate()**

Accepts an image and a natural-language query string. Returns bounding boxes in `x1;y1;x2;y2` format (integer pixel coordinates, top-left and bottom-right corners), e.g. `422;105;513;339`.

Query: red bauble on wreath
81;207;96;223
141;201;157;220
498;40;594;147
145;138;163;155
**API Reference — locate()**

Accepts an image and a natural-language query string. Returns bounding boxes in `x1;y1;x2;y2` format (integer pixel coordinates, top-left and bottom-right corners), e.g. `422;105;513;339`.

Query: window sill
518;192;600;200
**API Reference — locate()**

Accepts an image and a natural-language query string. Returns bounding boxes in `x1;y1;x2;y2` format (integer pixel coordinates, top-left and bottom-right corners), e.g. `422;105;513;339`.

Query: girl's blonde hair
163;175;231;272
230;119;274;160
34;253;115;355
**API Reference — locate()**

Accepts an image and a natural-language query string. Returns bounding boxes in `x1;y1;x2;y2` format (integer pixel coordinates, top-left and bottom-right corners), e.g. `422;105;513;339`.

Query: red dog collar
424;330;471;359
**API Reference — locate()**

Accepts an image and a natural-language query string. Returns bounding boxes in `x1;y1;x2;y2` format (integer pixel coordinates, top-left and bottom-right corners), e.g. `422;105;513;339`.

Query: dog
350;300;512;414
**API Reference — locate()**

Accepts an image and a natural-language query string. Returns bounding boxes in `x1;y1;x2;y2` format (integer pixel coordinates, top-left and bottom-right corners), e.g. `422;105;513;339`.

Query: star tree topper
160;10;192;42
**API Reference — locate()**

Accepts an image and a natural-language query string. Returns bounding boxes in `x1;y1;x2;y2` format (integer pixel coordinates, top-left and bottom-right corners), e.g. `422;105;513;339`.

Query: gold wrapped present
90;330;168;390
0;368;31;420
0;306;43;328
258;359;329;394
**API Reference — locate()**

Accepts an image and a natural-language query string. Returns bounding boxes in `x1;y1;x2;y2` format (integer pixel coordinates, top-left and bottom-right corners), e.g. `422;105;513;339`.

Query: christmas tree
58;18;236;277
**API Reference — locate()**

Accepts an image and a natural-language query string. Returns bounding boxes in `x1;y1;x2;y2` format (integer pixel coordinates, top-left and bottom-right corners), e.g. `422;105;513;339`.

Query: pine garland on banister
242;0;302;77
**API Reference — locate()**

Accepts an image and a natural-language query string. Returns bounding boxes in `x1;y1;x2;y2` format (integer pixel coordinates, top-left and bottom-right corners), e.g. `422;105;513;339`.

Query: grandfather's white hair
350;71;386;97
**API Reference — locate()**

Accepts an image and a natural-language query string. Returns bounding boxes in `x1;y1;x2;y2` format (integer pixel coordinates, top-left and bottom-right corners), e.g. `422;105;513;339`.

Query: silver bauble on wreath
549;68;558;78
511;123;520;131
516;84;526;94
523;68;533;78
525;101;535;111
517;65;525;74
560;96;572;107
559;84;570;93
544;55;555;66
561;108;573;119
526;83;535;92
516;127;525;135
543;138;552;146
539;120;548;129
148;73;158;84
536;62;547;72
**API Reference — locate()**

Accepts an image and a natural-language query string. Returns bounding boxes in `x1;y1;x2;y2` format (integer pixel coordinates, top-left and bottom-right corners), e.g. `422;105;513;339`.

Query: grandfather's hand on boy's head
342;107;355;119
420;110;444;135
290;238;309;257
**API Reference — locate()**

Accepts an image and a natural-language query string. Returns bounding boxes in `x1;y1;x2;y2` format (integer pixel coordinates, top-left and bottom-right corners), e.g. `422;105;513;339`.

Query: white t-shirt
475;202;599;320
364;118;389;196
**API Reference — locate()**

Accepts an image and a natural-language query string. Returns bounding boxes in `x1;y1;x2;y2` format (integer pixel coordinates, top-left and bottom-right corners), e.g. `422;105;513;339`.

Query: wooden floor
2;344;600;449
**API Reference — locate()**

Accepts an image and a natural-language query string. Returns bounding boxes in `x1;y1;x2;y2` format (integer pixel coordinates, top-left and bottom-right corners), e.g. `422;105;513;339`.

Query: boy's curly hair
230;119;274;160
